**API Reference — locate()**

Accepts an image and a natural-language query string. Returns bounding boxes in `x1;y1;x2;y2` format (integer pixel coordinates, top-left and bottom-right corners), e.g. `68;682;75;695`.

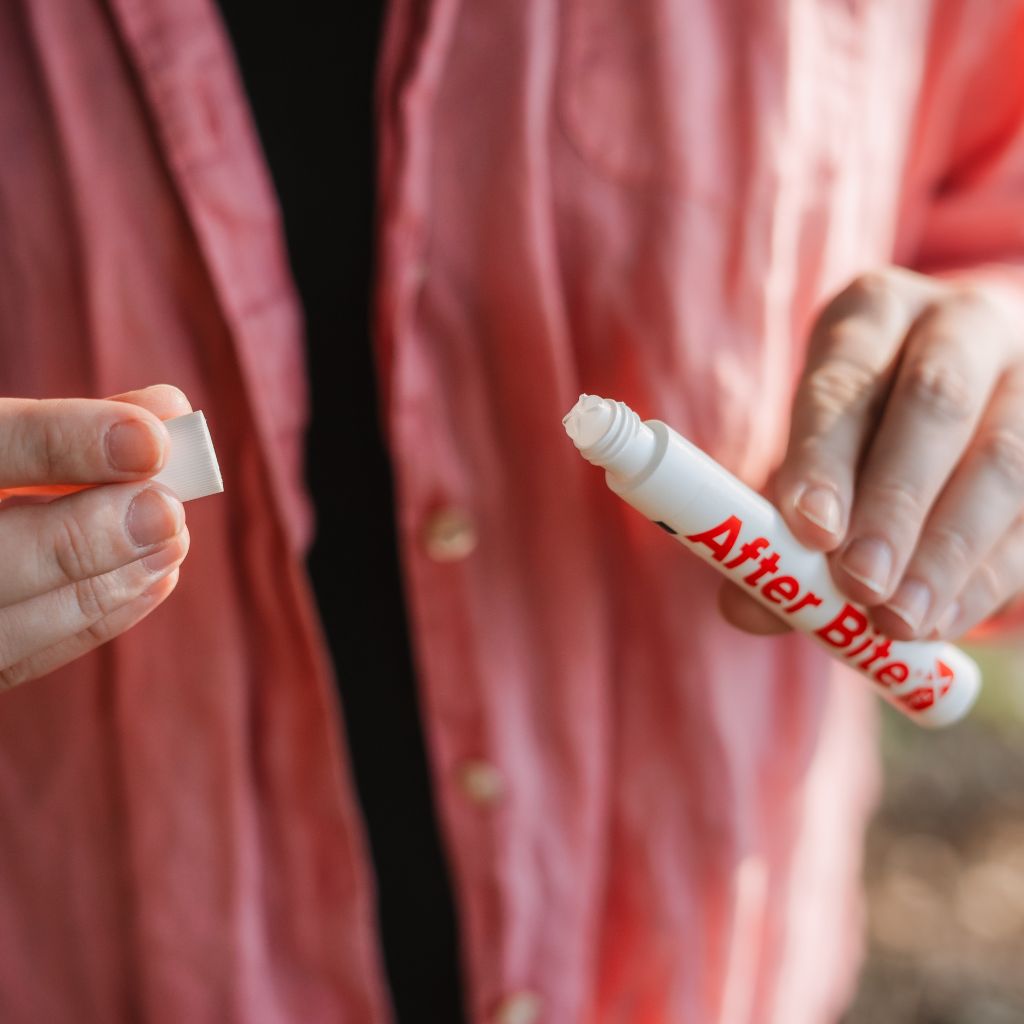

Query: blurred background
844;644;1024;1023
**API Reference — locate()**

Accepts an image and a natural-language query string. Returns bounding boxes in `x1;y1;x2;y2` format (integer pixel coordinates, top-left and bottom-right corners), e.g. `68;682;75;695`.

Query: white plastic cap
150;411;224;502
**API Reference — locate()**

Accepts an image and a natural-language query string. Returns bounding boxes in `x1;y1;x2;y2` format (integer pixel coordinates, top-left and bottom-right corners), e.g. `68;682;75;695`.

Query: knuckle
39;413;69;479
51;514;99;584
861;477;929;525
83;613;121;647
803;358;878;419
899;358;975;422
943;284;1004;323
924;523;977;576
977;427;1024;489
71;573;114;622
847;270;895;306
810;271;901;352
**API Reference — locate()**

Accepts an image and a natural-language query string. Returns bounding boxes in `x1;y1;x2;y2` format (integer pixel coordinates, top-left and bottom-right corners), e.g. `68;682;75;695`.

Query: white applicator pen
564;394;980;727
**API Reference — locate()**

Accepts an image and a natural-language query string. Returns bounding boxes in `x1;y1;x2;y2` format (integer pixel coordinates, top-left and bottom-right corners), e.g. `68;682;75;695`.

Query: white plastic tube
564;394;980;727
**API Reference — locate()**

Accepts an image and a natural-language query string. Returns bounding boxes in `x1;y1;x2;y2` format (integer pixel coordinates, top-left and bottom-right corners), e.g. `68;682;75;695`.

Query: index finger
774;269;938;551
0;397;170;487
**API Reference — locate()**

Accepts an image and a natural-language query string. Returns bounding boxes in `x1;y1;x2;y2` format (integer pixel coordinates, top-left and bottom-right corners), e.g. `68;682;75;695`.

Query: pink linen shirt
1;0;1023;1021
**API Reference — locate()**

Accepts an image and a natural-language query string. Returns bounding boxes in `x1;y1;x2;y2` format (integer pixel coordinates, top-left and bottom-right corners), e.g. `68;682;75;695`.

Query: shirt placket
375;1;546;1021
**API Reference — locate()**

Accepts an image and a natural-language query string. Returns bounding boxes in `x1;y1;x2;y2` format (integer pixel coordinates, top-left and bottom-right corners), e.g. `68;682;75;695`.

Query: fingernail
141;542;183;575
886;580;932;633
795;485;842;534
127;487;183;547
933;601;961;637
841;538;893;594
106;420;164;473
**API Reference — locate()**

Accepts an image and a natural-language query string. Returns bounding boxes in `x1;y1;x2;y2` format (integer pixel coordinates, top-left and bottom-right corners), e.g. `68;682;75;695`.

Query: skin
0;384;193;690
6;269;1020;681
720;267;1024;643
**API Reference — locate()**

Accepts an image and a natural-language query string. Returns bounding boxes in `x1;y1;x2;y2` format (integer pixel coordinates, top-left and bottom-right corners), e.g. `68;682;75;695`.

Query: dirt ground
842;646;1024;1024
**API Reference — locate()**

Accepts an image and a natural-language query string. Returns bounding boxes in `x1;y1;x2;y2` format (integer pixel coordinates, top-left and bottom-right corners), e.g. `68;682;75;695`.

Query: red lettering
762;575;799;604
847;637;873;658
685;516;742;562
785;591;823;615
858;639;892;671
815;604;867;649
744;552;780;586
875;662;909;688
724;537;770;570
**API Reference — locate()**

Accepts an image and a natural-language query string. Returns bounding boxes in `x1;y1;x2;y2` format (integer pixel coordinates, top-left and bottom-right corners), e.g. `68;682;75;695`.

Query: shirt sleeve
905;4;1024;639
909;3;1024;291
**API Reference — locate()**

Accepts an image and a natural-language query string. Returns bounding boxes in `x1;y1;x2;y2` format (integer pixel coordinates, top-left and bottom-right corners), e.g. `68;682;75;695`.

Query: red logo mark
900;687;936;712
936;661;954;696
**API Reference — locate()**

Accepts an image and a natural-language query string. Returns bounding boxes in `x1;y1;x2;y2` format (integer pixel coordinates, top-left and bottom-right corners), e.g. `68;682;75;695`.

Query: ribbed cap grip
151;411;224;502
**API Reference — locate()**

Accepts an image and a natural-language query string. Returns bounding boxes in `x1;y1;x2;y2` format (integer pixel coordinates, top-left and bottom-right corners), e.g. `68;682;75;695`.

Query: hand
0;384;193;691
720;267;1024;642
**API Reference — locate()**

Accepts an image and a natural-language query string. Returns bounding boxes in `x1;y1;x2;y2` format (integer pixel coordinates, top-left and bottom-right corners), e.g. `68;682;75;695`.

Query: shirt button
492;991;541;1024
422;506;478;562
457;759;505;806
410;259;430;288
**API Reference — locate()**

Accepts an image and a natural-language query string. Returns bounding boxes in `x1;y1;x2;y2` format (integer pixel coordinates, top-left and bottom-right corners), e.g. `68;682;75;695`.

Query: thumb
718;580;793;635
107;384;193;421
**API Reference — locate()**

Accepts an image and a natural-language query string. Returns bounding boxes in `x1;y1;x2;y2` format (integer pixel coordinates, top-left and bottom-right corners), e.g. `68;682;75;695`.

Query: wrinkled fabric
0;0;1022;1021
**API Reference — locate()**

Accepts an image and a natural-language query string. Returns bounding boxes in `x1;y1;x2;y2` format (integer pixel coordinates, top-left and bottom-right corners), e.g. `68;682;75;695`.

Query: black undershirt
213;5;466;1021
